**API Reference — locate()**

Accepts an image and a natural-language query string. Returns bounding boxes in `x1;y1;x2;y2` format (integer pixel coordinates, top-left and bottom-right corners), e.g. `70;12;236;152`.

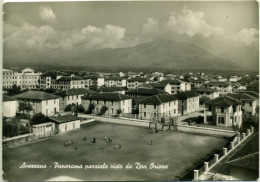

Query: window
169;103;171;107
46;109;48;115
218;116;225;124
174;109;176;114
233;106;236;112
249;102;252;107
209;106;212;111
46;100;48;105
221;107;224;113
144;104;146;109
144;112;146;117
111;108;114;114
104;100;106;105
68;96;70;100
54;99;56;104
154;104;156;109
111;101;114;106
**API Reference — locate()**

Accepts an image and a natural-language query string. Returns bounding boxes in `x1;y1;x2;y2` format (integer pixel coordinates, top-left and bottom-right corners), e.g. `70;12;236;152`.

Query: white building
81;92;132;115
152;83;171;94
52;76;85;90
139;94;178;121
55;88;95;110
104;77;127;87
14;91;59;116
50;114;80;133
3;95;17;117
204;81;232;96
84;75;104;89
159;79;186;94
127;77;150;89
32;122;55;138
204;96;243;127
3;68;41;89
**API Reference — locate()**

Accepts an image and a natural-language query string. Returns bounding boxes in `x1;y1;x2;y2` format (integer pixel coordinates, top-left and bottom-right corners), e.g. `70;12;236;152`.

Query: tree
85;103;95;114
30;113;50;126
116;109;122;116
7;84;22;96
64;104;72;112
18;102;33;116
101;106;108;115
3;118;19;137
76;105;85;113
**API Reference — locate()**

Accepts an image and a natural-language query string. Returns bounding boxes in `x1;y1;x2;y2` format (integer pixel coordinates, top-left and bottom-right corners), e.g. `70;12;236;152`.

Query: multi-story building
204;96;243;128
191;87;219;100
193;78;207;88
174;91;200;116
138;94;178;121
104;77;127;87
159;79;186;94
55;88;95;110
227;93;258;116
52;77;85;90
81;92;132;115
14;91;59;116
204;81;232;96
100;87;126;95
127;77;150;89
152;83;171;94
40;72;65;89
84;75;104;89
3;68;41;89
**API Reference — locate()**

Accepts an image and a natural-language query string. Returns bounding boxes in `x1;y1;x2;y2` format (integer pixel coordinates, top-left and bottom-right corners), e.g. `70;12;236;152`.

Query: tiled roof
194;78;207;82
81;92;131;101
159;79;182;84
50;114;79;124
204;81;230;86
152;83;169;88
55;88;95;97
56;76;83;81
139;94;178;105
85;75;101;79
3;95;17;102
126;88;165;95
204;95;242;106
227;152;259;170
191;87;217;93
100;87;125;92
14;91;59;101
127;77;149;82
237;91;259;99
227;93;258;101
173;91;199;100
105;77;125;81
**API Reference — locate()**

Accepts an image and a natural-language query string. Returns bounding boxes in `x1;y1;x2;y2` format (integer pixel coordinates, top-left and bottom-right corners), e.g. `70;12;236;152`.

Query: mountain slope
68;39;242;70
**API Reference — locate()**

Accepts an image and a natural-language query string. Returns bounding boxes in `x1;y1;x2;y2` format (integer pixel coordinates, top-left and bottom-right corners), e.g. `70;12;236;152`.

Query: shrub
100;106;108;115
64;104;72;112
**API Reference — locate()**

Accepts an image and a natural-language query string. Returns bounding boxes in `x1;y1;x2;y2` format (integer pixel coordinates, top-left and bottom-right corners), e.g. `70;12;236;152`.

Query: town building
55;88;95;111
127;77;150;89
191;87;219;100
99;87;126;94
3;95;17;118
152;83;171;94
231;82;246;92
246;80;259;92
227;93;258;116
174;91;200;116
138;94;178;121
52;76;85;90
84;75;105;89
193;78;207;88
81;92;132;115
204;96;243;127
39;71;67;89
50;114;80;133
104;77;127;87
125;88;165;98
3;68;41;89
159;79;188;94
14;91;59;116
204;81;232;96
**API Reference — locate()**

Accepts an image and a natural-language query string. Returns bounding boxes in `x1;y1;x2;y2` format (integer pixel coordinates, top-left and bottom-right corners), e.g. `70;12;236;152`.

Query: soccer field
3;121;229;181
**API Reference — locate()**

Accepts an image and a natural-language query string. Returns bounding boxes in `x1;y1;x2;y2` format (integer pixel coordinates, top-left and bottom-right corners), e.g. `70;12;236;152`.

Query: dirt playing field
3;121;229;181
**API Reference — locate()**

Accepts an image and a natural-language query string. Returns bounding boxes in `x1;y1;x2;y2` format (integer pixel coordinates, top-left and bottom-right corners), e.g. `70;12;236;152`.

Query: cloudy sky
3;1;259;70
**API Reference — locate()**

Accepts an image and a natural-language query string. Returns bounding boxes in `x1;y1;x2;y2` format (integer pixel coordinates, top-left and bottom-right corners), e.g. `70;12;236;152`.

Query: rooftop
127;77;149;82
227;93;258;102
50;114;79;124
82;92;131;101
56;76;83;81
55;88;95;97
126;88;165;95
173;91;199;100
204;95;242;106
191;87;217;93
100;87;125;92
204;81;230;86
139;94;178;105
14;91;59;101
3;95;17;102
160;79;183;84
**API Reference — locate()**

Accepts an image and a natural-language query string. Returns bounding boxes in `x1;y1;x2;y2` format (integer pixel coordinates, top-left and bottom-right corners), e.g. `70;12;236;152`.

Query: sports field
3;121;229;181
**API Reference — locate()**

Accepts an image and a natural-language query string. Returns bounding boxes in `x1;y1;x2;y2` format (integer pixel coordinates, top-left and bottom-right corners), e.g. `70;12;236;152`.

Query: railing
194;126;254;180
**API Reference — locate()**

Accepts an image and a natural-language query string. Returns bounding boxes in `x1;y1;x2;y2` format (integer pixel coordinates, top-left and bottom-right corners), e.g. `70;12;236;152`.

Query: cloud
39;6;56;21
142;17;159;35
165;6;224;37
230;28;259;46
4;22;138;51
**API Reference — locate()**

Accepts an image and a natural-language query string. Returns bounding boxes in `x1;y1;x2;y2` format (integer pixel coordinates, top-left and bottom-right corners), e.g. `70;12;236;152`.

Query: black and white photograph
2;1;259;181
